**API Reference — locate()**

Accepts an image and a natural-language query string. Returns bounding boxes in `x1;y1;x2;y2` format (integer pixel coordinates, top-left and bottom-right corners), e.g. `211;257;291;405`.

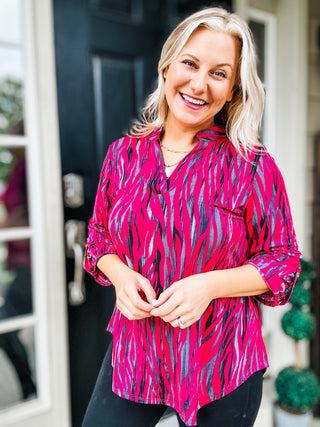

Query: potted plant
274;259;320;427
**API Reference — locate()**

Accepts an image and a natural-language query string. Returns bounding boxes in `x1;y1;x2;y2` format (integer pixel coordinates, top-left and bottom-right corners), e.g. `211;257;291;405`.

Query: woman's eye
214;70;227;79
182;60;196;68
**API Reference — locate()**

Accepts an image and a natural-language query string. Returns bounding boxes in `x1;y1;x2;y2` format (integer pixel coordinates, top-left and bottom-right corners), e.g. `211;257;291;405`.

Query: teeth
181;94;206;105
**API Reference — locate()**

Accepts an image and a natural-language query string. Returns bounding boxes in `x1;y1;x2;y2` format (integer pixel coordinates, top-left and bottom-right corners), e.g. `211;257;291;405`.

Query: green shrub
295;259;314;285
276;367;320;414
281;309;315;340
276;259;320;414
289;284;311;308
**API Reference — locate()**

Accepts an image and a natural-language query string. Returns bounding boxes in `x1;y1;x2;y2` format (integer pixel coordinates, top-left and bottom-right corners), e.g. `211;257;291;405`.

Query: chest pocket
211;202;246;244
210;204;245;222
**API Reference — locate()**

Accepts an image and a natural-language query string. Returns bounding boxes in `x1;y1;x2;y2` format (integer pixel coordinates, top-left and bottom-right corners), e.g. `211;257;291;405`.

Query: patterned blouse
84;127;300;426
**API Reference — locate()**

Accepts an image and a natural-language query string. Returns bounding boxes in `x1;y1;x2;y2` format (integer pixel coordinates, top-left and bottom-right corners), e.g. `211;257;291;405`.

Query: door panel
92;55;140;166
90;0;134;15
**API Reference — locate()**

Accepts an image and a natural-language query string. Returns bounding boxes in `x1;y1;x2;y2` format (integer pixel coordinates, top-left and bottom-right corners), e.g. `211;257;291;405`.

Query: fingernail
152;299;159;306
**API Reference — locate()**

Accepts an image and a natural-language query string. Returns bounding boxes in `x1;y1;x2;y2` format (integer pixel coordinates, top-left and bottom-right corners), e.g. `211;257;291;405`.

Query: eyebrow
181;53;233;69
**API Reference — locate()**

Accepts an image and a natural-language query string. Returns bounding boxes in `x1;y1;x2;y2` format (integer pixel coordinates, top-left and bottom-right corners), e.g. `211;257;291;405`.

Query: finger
136;298;154;312
151;294;180;317
117;300;151;320
125;286;154;312
170;316;189;329
118;290;149;314
160;306;185;323
122;308;151;320
118;303;134;320
171;318;180;328
153;284;177;307
138;278;157;305
170;319;182;328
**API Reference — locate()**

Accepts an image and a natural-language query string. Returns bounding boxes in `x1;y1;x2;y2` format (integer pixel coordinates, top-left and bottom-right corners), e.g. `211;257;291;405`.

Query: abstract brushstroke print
84;127;300;426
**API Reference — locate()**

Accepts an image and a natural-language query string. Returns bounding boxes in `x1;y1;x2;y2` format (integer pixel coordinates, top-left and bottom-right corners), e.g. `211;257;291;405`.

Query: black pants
82;343;263;427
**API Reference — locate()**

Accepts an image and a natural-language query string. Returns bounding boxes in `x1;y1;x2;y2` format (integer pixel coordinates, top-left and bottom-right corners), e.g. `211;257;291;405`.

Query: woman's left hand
150;274;213;328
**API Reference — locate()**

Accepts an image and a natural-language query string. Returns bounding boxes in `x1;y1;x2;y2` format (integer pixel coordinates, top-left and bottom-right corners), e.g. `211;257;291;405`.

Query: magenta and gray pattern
85;127;300;426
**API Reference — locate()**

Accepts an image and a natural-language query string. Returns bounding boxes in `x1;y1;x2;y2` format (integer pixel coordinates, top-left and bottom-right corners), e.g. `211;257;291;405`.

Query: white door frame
0;0;70;425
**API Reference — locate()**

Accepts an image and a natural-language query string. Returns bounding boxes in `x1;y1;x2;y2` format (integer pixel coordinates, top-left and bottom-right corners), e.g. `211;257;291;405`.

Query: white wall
307;0;320;258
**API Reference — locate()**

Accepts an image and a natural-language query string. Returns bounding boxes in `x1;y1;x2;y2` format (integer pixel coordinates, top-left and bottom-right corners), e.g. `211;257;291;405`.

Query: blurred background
0;0;319;426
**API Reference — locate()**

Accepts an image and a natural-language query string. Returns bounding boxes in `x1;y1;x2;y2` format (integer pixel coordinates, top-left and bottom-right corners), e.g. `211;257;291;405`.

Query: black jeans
82;343;263;427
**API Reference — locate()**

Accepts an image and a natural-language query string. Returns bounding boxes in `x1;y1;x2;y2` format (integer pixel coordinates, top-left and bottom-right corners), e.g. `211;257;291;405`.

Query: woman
83;7;301;427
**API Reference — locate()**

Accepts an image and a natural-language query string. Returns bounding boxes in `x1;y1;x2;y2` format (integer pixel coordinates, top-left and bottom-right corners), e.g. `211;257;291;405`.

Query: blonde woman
83;7;300;427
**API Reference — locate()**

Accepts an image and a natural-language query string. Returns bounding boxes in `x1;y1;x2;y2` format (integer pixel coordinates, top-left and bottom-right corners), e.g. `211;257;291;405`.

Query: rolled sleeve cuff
84;242;117;286
244;252;301;306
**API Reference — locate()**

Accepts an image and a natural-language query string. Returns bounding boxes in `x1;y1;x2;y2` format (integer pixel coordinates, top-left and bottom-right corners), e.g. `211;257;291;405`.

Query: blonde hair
130;7;265;154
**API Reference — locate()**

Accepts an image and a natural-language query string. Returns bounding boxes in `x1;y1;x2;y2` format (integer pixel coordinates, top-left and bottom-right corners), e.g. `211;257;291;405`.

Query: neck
162;113;214;149
161;123;197;150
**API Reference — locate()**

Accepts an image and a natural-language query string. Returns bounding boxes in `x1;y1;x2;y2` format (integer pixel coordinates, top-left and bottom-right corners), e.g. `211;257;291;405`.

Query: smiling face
163;28;239;134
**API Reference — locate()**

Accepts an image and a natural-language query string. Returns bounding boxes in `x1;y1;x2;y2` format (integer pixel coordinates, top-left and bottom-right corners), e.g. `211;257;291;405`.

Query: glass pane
0;0;22;43
0;46;24;135
0;146;29;228
0;239;32;319
0;326;37;409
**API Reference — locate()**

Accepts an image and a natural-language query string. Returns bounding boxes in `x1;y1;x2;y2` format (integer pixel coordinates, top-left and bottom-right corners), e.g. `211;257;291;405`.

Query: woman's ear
163;66;168;79
227;92;233;103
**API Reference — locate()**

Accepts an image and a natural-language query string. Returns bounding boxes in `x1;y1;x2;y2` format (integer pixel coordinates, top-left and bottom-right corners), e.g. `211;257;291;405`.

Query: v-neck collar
148;126;227;193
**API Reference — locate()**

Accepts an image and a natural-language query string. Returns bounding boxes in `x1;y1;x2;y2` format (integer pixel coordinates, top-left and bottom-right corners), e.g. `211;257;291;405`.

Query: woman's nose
189;71;208;94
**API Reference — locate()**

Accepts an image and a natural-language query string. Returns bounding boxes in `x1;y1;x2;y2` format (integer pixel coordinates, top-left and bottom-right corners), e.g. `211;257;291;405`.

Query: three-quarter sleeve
84;145;117;286
244;150;301;306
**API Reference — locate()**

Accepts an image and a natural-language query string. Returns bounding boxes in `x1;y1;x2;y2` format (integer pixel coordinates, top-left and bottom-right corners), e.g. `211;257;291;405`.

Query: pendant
164;166;171;177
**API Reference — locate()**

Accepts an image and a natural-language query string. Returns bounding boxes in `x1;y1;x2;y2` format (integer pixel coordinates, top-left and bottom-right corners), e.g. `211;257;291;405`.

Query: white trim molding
248;7;277;155
234;0;249;20
274;0;308;256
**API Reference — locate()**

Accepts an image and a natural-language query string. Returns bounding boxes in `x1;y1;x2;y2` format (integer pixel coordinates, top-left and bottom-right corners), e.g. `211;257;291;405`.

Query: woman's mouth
180;93;208;109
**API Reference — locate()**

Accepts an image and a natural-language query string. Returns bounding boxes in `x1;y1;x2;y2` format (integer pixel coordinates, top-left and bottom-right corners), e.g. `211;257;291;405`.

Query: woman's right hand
97;254;156;320
113;269;157;320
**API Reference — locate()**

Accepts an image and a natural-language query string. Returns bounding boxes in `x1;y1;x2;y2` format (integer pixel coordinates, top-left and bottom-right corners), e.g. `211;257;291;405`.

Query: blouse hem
111;363;269;426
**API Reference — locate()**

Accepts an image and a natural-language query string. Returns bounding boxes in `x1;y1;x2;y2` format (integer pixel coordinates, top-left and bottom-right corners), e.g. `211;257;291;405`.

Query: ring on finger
178;317;186;329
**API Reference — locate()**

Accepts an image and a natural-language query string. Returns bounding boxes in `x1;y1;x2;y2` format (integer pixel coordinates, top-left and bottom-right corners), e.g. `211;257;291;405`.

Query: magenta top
84;127;300;426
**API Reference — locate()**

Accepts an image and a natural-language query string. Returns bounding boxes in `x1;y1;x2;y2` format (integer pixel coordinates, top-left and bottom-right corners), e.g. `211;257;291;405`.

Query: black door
54;1;165;425
53;1;232;425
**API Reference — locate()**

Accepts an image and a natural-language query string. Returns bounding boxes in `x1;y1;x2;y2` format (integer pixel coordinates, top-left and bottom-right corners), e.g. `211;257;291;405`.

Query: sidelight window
0;0;49;420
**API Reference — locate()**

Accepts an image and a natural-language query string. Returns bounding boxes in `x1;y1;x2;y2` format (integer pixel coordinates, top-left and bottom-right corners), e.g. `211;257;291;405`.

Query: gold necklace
164;160;181;177
160;143;193;154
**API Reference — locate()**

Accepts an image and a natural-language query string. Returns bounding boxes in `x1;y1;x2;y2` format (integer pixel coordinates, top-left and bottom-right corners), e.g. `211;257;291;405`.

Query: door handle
65;220;86;305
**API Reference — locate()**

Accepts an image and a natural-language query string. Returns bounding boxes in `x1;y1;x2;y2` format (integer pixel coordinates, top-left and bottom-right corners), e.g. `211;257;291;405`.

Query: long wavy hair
130;7;265;155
